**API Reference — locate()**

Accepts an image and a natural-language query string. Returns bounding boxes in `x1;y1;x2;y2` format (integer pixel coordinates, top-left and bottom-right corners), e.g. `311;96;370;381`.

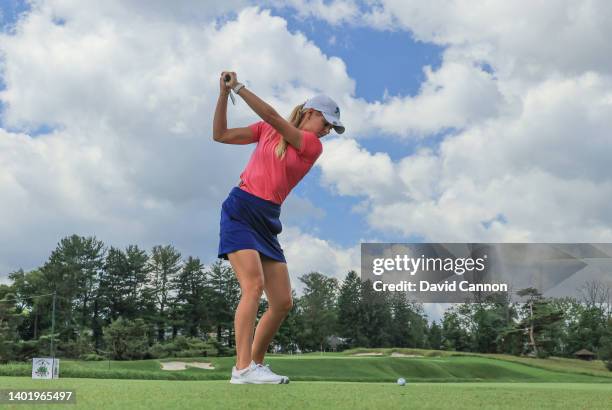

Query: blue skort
218;186;286;263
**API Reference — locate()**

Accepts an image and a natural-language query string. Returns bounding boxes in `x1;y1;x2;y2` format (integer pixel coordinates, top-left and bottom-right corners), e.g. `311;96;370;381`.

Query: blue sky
267;7;443;247
0;0;28;28
0;0;27;131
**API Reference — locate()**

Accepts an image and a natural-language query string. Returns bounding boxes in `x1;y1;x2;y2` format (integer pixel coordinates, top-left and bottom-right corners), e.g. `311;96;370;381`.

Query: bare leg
227;249;265;370
251;257;293;364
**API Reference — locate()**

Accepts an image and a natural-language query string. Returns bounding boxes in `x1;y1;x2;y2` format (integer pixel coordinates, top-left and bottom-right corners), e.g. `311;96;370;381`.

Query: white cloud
319;76;612;242
364;61;504;136
318;137;399;202
3;0;612;294
280;226;360;296
0;3;357;278
379;1;612;80
295;1;612;79
307;1;612;244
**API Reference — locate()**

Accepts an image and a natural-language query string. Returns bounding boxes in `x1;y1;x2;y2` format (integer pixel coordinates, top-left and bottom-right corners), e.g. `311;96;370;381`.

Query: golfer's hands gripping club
221;71;238;105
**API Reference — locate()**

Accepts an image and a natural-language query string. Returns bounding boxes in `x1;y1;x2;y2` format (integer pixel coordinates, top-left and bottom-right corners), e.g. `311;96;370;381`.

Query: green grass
1;352;611;383
481;354;612;378
2;351;610;409
0;377;611;410
340;347;612;379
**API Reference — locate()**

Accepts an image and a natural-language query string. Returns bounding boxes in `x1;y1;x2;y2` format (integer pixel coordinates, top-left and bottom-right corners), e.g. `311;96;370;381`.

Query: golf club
224;74;236;105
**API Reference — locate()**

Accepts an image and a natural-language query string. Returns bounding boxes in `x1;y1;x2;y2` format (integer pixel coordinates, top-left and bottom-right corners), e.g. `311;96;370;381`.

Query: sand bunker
350;352;425;357
161;361;215;371
390;353;424;358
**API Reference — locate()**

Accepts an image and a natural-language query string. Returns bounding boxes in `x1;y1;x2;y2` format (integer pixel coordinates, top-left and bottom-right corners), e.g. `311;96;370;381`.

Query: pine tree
427;321;442;350
0;285;23;362
299;272;338;352
171;256;209;338
40;235;106;345
336;271;365;347
146;245;182;342
441;309;470;351
389;293;428;348
207;260;240;348
516;287;564;357
359;279;392;348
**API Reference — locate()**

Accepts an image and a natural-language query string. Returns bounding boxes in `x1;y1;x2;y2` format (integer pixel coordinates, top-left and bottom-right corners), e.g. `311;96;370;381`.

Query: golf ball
397;377;406;386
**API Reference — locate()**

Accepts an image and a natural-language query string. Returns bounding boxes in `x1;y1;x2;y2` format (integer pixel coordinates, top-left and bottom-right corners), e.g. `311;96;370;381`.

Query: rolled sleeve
297;131;323;163
248;121;264;143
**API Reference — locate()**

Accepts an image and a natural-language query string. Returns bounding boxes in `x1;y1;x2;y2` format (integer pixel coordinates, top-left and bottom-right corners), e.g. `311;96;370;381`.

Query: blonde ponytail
275;102;306;159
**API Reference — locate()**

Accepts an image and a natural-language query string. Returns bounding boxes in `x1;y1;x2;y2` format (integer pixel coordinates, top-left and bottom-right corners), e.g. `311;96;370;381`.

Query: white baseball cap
303;94;345;134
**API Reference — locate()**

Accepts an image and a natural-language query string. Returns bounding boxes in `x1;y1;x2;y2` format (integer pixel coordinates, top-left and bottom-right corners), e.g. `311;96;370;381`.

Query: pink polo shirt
238;121;323;205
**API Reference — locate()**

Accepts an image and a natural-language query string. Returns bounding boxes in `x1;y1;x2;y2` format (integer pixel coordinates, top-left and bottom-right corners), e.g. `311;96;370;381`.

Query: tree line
0;234;611;369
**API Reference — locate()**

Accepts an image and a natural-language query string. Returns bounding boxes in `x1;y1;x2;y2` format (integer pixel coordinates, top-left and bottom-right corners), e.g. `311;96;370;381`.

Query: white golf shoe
229;360;285;384
256;362;289;384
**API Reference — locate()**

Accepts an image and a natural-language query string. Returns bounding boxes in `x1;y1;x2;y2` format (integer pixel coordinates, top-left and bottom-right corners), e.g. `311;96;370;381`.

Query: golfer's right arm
218;71;303;150
212;75;254;145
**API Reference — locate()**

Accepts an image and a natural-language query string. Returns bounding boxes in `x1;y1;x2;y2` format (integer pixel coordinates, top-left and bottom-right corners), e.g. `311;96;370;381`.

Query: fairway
2;351;611;409
2;351;612;383
1;377;611;409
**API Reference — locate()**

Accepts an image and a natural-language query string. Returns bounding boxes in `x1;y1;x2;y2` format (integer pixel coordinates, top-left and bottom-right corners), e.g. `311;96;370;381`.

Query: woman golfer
213;71;344;384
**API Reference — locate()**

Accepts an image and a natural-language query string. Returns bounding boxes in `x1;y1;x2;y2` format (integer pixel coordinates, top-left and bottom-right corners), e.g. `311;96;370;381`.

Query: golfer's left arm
236;87;303;150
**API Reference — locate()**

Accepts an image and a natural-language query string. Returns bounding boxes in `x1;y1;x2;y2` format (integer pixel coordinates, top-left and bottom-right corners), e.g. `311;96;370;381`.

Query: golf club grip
223;74;236;104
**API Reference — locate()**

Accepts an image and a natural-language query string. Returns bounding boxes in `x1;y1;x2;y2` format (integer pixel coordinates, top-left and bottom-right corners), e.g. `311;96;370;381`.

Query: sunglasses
315;111;332;129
